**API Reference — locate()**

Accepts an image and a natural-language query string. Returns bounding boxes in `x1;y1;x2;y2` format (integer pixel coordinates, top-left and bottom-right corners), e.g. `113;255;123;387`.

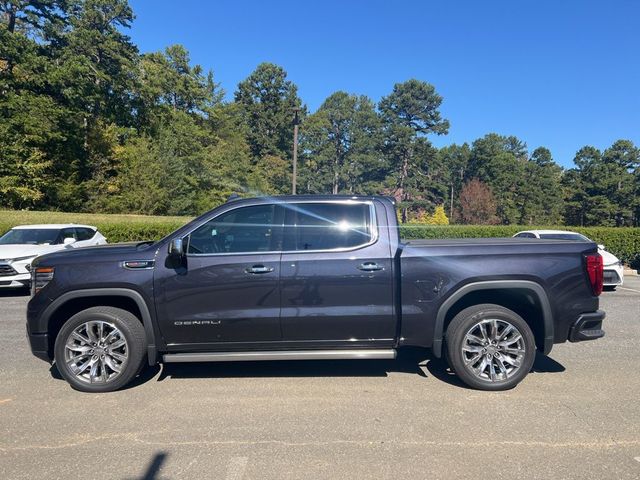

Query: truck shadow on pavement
49;348;565;391
0;288;30;297
153;348;566;390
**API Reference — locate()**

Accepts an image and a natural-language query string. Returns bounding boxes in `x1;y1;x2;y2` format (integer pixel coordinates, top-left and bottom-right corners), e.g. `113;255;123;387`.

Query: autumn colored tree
459;179;498;224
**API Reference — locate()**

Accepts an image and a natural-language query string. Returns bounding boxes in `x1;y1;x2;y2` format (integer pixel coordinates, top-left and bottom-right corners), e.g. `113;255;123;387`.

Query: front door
279;201;396;348
154;203;283;349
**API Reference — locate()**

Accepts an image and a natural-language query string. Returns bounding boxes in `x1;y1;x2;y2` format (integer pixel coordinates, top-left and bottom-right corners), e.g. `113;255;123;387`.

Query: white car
513;230;624;289
0;224;107;289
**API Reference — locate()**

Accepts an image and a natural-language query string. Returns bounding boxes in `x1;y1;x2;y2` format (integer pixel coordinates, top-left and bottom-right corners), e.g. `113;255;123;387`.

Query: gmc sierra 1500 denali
27;195;605;392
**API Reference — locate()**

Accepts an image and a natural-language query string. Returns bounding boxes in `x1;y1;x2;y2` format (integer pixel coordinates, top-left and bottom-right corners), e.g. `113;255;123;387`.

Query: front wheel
445;304;536;391
54;306;147;393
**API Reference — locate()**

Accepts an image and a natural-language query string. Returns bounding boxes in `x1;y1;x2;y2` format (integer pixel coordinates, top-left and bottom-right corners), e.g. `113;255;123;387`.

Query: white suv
0;224;107;289
513;230;624;289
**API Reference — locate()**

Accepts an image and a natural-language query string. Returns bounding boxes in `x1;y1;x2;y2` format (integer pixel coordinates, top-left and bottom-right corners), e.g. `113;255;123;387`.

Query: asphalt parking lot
1;279;639;480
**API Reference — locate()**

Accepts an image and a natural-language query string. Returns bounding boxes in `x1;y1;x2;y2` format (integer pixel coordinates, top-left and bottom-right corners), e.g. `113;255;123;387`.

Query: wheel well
443;289;546;351
47;296;143;355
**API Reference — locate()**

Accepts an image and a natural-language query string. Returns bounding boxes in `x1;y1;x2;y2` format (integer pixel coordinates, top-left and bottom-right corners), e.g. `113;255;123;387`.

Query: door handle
245;265;275;274
358;262;384;272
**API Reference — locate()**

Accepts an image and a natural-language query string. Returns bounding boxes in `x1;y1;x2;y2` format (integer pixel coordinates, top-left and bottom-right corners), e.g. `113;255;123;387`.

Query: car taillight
585;253;603;296
31;267;54;296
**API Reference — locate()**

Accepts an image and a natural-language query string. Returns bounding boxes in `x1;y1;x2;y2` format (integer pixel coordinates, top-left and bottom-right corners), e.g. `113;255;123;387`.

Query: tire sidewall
446;305;536;391
54;308;146;393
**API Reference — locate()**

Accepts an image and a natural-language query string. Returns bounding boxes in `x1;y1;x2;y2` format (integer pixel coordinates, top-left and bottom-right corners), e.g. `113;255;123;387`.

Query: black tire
54;306;147;393
445;304;536;391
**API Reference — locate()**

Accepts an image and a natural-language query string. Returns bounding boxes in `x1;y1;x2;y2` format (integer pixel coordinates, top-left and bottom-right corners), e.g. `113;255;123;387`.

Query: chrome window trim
183;199;378;257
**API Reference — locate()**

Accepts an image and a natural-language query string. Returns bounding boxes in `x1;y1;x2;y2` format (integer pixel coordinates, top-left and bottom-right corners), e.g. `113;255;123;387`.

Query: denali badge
123;260;155;270
174;320;222;326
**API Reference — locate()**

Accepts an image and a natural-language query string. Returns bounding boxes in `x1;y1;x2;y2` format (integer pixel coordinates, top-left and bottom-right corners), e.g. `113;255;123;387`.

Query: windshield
0;228;61;245
539;233;591;242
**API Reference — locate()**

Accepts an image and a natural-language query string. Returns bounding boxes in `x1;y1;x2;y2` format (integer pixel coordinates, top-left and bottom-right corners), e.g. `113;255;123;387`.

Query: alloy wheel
461;318;526;382
63;320;129;385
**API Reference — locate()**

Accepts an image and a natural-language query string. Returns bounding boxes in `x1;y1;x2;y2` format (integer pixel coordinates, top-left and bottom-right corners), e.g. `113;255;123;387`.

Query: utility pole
292;108;300;195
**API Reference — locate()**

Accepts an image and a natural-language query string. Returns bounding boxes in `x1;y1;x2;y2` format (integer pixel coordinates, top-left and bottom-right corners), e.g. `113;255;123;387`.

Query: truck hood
0;244;62;260
33;242;156;266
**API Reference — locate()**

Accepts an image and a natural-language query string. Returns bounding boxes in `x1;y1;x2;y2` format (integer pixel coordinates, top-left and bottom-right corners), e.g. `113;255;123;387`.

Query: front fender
35;288;159;365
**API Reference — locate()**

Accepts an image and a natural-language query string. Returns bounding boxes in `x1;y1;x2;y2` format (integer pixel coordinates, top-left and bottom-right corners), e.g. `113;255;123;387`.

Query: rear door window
283;202;374;251
76;228;96;241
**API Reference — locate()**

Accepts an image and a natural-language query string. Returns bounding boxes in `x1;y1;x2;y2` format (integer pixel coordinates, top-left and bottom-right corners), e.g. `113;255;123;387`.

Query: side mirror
63;237;76;246
169;237;185;257
597;244;605;251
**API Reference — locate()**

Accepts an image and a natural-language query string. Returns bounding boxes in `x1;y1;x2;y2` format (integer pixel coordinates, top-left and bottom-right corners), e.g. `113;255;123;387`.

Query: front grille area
603;270;621;284
0;264;18;277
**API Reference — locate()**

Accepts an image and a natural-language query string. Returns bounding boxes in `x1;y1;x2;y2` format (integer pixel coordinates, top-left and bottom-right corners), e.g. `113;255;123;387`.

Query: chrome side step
163;349;397;363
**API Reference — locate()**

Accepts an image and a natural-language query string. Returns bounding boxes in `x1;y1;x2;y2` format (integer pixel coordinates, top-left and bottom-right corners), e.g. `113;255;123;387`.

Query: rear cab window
283;202;374;251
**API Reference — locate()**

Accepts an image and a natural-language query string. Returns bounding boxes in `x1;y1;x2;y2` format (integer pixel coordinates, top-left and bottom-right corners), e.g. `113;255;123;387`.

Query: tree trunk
7;3;17;33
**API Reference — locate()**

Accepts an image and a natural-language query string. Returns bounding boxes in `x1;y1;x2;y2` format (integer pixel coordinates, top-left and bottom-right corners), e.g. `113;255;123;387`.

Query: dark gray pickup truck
27;195;605;392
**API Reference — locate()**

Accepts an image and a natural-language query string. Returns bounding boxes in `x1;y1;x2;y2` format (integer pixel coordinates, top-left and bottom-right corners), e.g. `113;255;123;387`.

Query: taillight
585;253;603;296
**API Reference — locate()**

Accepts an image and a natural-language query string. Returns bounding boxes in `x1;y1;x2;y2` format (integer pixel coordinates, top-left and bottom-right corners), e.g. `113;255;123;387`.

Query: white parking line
634;456;640;463
618;287;640;294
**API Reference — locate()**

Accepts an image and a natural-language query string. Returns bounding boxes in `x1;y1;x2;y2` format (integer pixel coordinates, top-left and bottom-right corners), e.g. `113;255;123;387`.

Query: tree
299;91;383;194
234;63;303;160
425;205;449;225
518;147;564;225
562;142;638;226
0;0;71;209
379;79;449;222
459;179;498;224
136;44;220;124
467;134;529;224
437;143;470;222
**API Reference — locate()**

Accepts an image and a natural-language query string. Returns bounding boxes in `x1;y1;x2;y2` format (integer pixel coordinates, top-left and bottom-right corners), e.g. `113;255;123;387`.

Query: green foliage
0;0;638;230
300;91;383;194
0;209;190;242
379;79;450;221
563;142;639;226
234;62;303;160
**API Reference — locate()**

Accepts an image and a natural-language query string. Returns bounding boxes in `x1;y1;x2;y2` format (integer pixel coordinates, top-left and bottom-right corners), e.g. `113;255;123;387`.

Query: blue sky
128;0;639;168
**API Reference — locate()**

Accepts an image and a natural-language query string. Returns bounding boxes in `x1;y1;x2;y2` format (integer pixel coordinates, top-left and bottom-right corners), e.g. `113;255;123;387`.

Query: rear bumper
569;310;605;342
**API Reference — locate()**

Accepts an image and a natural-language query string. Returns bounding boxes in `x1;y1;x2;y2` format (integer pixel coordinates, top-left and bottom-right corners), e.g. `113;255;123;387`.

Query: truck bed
398;237;599;350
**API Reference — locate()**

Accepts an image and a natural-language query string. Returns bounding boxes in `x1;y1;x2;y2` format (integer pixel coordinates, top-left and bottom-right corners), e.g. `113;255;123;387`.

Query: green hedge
0;210;190;244
401;225;640;267
1;211;638;268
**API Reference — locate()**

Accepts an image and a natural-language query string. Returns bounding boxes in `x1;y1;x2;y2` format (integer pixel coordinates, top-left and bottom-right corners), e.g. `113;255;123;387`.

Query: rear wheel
445;304;536;391
54;307;147;393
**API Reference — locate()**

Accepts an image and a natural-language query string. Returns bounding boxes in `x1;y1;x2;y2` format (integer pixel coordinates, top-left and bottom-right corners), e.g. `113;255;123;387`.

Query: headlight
31;267;54;296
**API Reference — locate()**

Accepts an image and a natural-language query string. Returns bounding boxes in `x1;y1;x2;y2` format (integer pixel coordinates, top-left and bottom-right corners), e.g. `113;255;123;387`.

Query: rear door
279;200;395;347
